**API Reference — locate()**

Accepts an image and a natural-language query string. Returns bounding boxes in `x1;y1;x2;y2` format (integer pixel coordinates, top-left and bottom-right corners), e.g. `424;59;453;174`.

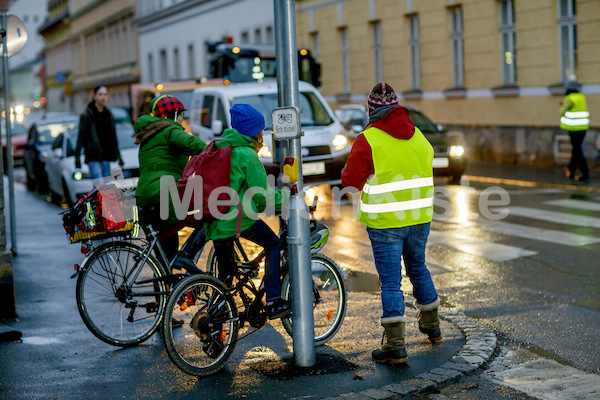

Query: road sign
272;106;301;140
0;14;28;57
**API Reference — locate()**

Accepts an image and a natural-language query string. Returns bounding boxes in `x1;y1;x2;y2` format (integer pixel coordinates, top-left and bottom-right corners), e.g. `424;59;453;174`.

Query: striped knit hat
367;82;398;111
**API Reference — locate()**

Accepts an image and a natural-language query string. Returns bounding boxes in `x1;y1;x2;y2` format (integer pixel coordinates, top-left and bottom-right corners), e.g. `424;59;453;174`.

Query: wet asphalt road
0;173;465;400
2;168;599;399
312;180;600;374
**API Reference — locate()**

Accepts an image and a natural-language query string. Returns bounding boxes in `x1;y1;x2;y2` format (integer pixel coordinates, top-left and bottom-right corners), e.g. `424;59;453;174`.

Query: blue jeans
88;161;112;185
213;220;282;302
367;223;438;318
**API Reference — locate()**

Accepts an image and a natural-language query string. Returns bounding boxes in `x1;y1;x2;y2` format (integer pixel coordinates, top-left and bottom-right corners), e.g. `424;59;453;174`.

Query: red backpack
177;139;244;235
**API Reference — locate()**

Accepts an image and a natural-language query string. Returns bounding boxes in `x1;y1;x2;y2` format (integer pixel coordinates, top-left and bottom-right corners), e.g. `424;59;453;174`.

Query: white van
189;81;350;185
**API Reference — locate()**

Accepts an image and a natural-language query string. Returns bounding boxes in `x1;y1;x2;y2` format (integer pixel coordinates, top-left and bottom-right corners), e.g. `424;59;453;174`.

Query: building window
159;49;168;81
188;44;195;79
173;47;180;80
266;26;274;44
148;53;154;82
450;6;464;87
311;32;320;62
558;0;577;81
499;0;516;85
340;27;350;93
241;31;249;44
408;15;420;89
372;21;383;84
254;28;262;44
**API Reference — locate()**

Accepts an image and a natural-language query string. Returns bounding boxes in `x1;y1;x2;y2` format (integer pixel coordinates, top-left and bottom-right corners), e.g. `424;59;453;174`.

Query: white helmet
310;223;330;254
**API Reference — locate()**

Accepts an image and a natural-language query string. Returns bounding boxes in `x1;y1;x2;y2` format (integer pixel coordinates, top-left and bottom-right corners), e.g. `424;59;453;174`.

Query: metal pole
1;12;16;256
274;0;315;367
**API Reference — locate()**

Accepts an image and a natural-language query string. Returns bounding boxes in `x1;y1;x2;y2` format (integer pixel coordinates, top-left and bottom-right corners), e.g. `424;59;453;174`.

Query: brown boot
415;299;442;343
371;316;408;364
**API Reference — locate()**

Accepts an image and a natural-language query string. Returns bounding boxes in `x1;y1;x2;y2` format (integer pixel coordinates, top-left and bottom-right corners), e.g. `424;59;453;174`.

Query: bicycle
68;199;210;347
161;197;347;376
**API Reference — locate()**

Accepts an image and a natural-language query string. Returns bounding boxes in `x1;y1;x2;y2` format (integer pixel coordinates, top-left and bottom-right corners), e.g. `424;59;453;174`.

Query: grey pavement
0;177;498;400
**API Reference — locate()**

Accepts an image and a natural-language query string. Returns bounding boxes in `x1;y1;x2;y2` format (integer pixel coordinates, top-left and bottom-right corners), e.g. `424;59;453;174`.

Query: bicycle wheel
205;238;265;277
162;275;239;376
281;253;347;346
76;241;168;347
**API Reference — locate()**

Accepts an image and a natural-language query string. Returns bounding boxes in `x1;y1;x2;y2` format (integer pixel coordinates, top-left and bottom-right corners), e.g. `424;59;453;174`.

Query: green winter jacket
133;115;206;225
204;129;287;240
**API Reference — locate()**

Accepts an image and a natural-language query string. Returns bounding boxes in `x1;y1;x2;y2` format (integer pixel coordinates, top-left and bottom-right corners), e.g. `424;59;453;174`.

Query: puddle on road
344;270;381;292
21;336;62;345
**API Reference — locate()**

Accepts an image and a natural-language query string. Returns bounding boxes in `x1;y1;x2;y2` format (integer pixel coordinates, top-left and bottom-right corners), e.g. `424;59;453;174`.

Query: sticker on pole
272;106;301;140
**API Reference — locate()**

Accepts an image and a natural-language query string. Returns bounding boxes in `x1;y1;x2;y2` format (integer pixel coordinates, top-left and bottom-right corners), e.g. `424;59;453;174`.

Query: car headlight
258;145;272;159
333;134;348;151
449;145;464;157
73;171;89;180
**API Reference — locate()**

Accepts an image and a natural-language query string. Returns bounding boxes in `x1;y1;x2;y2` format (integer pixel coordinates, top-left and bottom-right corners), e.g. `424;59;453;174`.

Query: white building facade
136;0;275;83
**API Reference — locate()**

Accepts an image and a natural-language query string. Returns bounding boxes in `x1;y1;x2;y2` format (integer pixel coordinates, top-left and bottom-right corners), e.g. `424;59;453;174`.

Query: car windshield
231;91;333;129
162;90;193;118
408;110;439;134
338;109;367;129
115;123;136;149
38;120;78;144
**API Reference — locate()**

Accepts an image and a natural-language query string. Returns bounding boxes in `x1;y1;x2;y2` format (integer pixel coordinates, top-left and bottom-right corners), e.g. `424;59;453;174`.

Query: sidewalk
0;181;496;400
464;161;600;192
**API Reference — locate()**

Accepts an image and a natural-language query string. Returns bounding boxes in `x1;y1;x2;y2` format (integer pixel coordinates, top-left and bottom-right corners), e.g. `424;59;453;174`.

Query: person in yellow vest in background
341;82;441;365
560;80;590;182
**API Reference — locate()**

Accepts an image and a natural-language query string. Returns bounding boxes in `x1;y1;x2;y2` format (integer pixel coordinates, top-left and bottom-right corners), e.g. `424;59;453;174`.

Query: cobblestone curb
327;309;498;400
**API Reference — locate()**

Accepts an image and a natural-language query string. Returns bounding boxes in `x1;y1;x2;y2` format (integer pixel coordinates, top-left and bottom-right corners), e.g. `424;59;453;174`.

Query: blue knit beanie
230;104;265;137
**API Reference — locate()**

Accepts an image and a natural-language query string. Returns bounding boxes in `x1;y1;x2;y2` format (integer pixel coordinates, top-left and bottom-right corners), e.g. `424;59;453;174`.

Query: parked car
24;113;79;193
405;105;467;184
45;122;140;206
110;106;133;123
190;80;351;185
335;104;369;137
334;103;467;184
2;123;28;169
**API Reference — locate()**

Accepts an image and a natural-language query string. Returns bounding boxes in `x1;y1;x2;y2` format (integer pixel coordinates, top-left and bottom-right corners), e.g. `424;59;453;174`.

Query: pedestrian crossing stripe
492;206;600;229
427;230;537;262
475;219;600;247
332;228;538;263
544;199;600;212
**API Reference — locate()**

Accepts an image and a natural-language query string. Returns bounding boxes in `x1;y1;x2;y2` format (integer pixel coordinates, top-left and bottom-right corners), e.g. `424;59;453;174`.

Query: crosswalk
328;191;600;268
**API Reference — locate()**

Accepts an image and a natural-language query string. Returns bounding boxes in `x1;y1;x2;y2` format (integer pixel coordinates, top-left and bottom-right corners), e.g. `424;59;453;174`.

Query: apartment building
69;0;138;113
296;0;600;165
39;0;71;112
136;0;275;84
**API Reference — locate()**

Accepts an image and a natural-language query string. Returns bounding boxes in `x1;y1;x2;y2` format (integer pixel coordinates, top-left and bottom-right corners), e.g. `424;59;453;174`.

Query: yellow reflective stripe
363;177;434;195
360;197;434;213
565;111;589;119
560;116;590;126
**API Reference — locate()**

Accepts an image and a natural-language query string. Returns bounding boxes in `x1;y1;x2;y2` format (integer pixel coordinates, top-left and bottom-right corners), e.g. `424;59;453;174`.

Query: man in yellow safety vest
560;80;590;182
341;82;441;365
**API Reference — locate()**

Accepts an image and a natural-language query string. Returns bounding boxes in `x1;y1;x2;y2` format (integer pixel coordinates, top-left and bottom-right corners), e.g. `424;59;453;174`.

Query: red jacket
341;106;416;190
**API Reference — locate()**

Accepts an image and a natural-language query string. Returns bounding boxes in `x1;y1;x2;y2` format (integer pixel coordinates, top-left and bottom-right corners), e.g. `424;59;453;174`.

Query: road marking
475;219;600;247
485;347;600;400
493;206;600;228
544;198;600;212
332;234;454;273
428;230;537;262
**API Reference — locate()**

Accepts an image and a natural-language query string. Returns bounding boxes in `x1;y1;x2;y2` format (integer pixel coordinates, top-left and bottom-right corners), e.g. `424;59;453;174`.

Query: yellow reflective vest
560;93;589;131
357;126;434;229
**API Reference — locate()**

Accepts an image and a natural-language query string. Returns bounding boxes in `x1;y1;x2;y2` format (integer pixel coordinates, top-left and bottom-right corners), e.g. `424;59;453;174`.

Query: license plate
303;162;326;176
432;158;449;168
